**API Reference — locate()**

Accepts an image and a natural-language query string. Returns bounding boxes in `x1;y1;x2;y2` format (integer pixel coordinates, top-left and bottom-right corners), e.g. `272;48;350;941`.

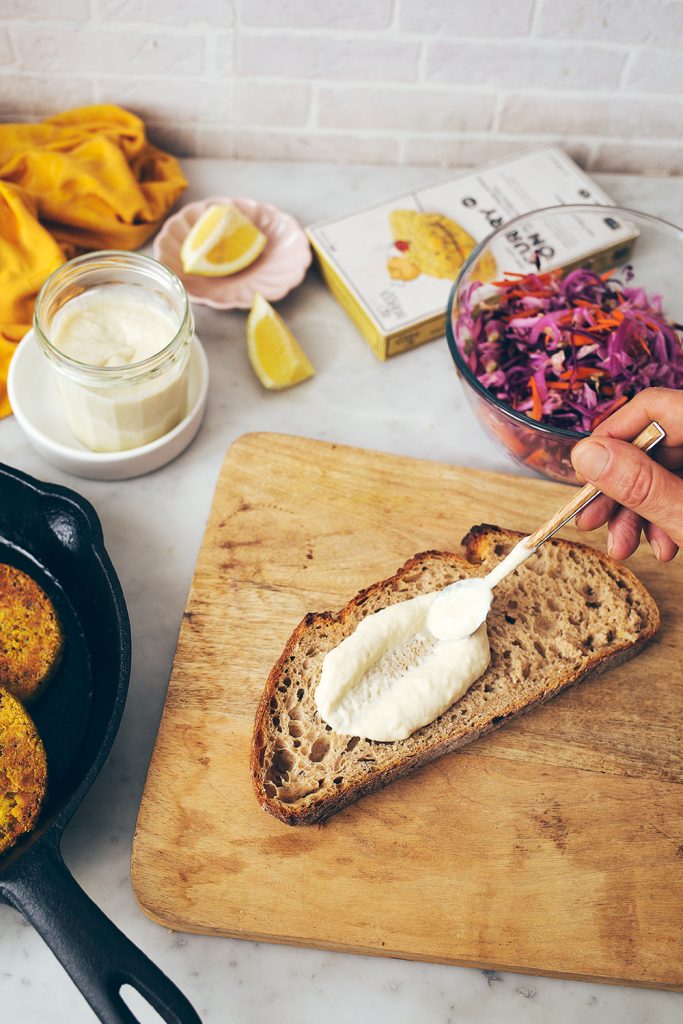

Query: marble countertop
1;159;682;1024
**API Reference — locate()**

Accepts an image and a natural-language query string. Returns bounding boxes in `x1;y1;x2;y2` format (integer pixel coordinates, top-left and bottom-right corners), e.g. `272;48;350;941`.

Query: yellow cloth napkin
0;104;187;417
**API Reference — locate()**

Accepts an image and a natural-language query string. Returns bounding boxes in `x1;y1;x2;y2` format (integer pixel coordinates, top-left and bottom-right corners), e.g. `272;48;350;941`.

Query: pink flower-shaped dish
153;196;312;309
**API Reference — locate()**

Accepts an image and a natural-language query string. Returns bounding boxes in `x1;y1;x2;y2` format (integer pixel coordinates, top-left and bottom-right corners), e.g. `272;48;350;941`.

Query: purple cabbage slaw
455;267;683;433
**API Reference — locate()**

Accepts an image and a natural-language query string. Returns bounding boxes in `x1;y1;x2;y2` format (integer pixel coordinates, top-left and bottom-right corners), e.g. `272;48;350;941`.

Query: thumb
572;437;683;547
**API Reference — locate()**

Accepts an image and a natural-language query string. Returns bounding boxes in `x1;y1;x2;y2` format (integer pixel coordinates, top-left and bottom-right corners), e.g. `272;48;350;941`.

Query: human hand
570;388;683;562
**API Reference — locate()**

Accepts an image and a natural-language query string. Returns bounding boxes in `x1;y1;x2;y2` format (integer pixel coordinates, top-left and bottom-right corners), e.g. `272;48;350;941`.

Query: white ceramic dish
153;196;312;309
8;330;209;480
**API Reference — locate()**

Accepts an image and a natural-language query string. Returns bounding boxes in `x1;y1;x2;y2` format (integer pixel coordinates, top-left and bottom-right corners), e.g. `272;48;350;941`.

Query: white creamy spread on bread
315;594;490;742
315;536;534;742
426;578;493;641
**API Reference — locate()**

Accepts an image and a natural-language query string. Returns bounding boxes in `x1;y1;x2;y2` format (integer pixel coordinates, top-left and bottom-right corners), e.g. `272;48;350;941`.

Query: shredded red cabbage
455;267;683;432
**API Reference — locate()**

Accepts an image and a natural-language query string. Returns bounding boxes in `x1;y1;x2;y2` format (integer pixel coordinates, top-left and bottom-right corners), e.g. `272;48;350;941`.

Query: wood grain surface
131;433;683;988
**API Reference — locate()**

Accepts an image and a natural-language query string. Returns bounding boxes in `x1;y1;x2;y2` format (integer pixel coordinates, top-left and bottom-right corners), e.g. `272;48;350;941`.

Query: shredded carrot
528;376;543;420
560;366;606;381
635;314;665;334
525;448;554;470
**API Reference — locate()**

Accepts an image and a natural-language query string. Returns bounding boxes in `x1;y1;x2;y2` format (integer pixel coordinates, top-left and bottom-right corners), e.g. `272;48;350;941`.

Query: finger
591;387;683;448
575;467;683;529
571;436;683;548
644;521;679;562
575;494;616;531
607;506;643;560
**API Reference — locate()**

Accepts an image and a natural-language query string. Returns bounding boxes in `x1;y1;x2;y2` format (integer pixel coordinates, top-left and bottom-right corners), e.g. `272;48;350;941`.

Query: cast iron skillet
0;463;201;1024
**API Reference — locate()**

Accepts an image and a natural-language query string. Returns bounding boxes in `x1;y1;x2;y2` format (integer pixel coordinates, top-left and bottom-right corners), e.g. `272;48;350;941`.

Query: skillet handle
0;834;202;1024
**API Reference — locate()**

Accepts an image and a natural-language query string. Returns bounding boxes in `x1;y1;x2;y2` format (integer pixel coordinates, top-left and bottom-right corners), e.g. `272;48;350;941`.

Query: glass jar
34;250;194;453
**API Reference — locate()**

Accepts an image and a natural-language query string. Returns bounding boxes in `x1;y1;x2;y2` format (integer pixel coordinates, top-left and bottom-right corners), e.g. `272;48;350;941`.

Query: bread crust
251;526;660;826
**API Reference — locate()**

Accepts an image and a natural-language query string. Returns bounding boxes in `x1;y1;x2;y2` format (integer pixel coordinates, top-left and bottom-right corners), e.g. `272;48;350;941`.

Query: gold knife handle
527;420;666;550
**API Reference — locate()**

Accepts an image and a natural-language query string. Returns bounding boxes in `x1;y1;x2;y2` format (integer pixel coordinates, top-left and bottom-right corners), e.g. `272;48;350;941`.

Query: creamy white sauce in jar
35;254;194;453
50;286;189;452
52;291;177;368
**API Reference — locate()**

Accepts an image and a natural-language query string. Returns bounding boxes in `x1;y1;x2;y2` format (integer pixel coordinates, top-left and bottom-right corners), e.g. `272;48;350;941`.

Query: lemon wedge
247;293;315;390
181;203;267;277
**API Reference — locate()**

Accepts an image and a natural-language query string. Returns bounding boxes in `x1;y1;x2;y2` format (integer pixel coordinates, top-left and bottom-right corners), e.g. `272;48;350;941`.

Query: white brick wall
0;0;681;175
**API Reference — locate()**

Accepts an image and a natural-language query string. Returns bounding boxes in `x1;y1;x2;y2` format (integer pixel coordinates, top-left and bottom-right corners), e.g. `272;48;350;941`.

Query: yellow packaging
307;147;637;361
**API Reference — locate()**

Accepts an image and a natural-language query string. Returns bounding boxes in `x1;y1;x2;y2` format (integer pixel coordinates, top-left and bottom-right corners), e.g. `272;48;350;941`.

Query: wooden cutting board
131;433;683;989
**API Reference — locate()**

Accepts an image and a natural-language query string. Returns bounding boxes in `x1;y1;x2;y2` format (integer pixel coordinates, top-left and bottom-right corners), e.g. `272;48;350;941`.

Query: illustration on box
386;210;497;284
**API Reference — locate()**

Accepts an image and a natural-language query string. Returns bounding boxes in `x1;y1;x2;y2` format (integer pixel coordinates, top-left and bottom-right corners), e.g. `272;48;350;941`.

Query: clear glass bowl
446;205;683;484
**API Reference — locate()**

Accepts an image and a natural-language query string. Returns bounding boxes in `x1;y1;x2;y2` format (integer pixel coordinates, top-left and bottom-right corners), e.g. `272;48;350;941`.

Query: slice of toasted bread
0;687;47;854
251;525;659;826
0;564;64;704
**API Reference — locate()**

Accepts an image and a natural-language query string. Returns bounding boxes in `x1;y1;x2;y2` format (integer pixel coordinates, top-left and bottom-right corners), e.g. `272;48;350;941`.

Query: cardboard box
307;147;637;360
